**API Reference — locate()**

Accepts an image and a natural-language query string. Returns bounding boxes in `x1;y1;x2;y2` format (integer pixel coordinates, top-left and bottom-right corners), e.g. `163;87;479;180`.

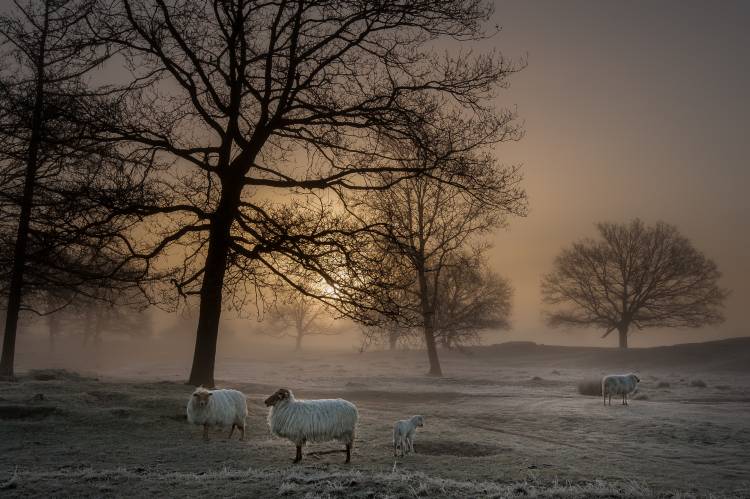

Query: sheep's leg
294;445;303;464
345;443;351;464
203;424;209;442
228;424;236;439
239;424;245;441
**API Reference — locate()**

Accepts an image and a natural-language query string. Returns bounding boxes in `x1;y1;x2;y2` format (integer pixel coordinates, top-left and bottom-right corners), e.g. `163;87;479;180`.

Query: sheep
602;373;640;406
393;415;424;457
186;387;248;441
264;388;358;463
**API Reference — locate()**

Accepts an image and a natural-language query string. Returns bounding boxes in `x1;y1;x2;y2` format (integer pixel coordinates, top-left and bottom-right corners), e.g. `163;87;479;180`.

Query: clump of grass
531;376;544;382
28;369;89;382
634;394;649;401
577;379;602;396
657;381;670;388
691;379;707;388
715;385;731;391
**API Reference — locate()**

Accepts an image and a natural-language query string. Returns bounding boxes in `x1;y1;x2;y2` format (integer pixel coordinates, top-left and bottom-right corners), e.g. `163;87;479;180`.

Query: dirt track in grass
2;339;750;497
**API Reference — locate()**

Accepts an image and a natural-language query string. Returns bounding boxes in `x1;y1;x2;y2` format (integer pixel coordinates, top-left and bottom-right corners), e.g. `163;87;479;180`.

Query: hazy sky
480;1;750;346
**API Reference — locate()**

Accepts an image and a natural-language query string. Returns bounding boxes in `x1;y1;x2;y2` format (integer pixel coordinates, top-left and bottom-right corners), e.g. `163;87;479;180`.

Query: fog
483;0;750;347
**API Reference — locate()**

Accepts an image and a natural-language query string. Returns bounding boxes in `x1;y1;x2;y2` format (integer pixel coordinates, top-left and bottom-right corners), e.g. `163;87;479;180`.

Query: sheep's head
192;387;213;408
265;388;291;407
631;374;641;383
413;415;425;427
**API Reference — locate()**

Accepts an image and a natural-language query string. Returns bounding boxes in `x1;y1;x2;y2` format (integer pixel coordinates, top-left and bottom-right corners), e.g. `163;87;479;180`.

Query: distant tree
541;219;728;348
263;291;340;351
356;130;526;375
434;251;512;349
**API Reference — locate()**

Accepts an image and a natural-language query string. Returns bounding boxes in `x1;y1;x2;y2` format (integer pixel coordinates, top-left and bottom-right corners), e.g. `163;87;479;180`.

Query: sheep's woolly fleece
602;374;640;397
186;388;247;427
267;391;358;446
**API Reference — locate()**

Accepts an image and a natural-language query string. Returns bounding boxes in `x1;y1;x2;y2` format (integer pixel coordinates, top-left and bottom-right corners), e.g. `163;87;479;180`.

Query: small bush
691;379;707;388
28;369;88;382
657;381;670;388
715;385;731;391
577;379;602;396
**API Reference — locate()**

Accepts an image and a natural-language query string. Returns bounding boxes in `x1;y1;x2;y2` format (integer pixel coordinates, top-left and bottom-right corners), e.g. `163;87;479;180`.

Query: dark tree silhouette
542;219;728;348
434;251;512;349
0;0;149;379
356;131;526;375
91;0;520;386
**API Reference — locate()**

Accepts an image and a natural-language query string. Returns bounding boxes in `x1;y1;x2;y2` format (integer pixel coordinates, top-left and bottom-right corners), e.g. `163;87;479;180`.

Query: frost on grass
0;467;666;498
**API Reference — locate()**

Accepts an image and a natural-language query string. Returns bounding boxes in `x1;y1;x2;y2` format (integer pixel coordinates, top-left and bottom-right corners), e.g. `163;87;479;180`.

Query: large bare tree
0;0;149;379
90;0;520;385
542;219;728;348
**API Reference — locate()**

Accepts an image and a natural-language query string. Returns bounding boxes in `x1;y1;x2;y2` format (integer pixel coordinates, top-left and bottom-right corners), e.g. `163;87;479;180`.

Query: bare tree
434;251;512;350
262;291;340;351
89;0;521;386
356;133;526;375
0;0;151;379
542;219;728;348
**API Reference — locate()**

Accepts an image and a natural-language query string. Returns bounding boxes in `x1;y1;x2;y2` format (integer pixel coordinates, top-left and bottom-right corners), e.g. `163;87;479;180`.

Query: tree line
0;0;727;383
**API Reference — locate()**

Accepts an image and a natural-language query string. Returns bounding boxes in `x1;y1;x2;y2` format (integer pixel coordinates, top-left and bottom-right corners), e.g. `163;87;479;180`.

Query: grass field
2;339;749;497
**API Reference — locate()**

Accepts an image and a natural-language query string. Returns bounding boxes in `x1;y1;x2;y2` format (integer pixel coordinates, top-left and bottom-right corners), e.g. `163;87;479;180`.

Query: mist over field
2;0;750;497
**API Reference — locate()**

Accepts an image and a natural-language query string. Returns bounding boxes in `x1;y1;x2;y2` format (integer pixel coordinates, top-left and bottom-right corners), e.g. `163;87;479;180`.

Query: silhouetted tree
356;130;526;375
434;251;512;349
0;0;153;379
542;219;728;348
262;291;340;351
90;0;521;386
0;0;118;378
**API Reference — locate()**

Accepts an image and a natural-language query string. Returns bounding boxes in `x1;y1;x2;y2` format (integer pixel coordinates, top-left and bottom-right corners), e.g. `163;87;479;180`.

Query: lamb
186;387;248;441
264;388;358;463
602;373;640;406
393;415;424;457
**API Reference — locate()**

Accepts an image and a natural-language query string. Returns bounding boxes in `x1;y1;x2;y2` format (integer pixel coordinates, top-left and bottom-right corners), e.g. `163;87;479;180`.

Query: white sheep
393;415;424;457
186;387;248;441
602;373;640;406
264;388;358;463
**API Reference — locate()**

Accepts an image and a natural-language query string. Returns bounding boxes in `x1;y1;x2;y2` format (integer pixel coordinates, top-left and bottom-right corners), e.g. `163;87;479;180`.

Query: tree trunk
417;266;442;376
423;323;442;376
47;313;59;352
187;184;237;387
388;331;398;351
294;331;303;351
618;325;629;349
187;231;230;387
0;11;49;380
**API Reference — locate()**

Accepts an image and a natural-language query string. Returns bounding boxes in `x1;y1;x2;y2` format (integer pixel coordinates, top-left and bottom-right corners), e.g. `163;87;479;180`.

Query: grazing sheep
393;415;425;457
602;373;640;406
186;387;248;441
264;388;358;463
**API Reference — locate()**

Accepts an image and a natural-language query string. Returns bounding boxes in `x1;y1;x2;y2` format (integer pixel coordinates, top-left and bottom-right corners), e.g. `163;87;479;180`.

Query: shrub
577;379;602;396
657;381;670;388
691;379;707;388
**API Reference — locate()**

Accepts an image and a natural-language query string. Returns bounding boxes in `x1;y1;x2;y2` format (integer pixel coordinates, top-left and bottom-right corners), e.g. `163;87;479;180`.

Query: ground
1;339;749;498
